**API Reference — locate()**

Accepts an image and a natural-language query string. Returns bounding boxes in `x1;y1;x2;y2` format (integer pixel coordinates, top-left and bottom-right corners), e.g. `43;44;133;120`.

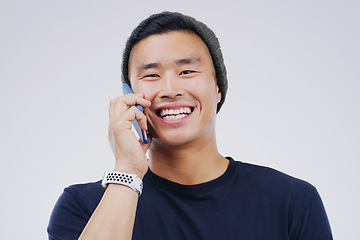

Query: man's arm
78;94;151;240
78;184;139;240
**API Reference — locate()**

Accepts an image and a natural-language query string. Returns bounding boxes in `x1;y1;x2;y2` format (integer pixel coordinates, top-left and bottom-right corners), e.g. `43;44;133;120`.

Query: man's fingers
116;106;148;130
109;94;151;122
111;94;151;110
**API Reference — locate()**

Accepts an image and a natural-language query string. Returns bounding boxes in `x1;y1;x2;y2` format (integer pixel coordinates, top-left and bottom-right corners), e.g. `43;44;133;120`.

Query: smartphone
122;83;150;144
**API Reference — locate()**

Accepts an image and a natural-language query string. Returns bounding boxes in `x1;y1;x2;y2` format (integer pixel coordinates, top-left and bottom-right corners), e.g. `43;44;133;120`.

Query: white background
1;0;359;239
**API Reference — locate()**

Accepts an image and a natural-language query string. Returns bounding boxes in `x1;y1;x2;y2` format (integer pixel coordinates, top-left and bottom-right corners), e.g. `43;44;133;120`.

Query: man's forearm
79;183;139;240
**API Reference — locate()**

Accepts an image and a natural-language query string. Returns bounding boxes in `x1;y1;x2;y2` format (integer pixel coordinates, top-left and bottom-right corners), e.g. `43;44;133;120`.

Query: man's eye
180;70;195;75
144;74;160;78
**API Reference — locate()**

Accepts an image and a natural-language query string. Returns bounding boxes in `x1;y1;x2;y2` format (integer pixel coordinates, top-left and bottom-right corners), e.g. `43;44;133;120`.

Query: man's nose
158;74;184;99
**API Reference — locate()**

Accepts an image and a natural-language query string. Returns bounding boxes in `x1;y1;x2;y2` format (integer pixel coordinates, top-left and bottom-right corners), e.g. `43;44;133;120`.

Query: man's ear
216;85;221;103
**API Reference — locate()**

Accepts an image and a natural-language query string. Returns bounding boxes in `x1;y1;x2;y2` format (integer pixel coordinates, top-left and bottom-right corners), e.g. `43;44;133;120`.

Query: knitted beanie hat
121;11;228;113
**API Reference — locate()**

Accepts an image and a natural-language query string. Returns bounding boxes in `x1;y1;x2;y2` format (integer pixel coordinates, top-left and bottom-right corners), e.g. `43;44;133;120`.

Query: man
48;12;332;240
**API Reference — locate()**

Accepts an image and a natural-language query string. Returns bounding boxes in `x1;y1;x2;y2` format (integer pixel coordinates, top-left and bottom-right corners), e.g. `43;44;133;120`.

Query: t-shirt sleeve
290;188;333;240
47;187;92;240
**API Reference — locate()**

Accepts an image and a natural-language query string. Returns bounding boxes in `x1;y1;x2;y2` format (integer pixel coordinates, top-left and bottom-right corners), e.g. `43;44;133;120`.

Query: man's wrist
113;164;146;179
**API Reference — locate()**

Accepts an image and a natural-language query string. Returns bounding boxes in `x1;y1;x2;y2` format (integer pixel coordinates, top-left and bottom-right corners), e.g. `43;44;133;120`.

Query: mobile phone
122;83;150;144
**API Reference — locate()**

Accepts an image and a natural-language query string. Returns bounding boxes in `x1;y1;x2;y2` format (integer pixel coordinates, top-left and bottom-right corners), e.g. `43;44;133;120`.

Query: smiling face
128;31;221;148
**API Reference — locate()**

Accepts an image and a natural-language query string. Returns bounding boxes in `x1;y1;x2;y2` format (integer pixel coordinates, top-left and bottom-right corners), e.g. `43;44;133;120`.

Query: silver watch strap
101;171;143;195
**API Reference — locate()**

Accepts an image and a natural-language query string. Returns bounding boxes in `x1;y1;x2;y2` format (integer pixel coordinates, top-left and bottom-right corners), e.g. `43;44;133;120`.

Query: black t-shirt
48;157;332;239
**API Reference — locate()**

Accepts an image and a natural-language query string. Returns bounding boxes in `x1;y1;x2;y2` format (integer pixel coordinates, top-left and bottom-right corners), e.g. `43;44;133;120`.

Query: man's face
128;31;221;147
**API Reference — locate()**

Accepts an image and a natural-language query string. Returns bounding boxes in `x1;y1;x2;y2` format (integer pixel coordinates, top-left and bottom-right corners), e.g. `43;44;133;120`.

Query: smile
157;107;193;121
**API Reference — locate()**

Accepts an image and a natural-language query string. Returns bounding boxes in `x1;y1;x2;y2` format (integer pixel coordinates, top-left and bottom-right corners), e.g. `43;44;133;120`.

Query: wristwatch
101;171;143;195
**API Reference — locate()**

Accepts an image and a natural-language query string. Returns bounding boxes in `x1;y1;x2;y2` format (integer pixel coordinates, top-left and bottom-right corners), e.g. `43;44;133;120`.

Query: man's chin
150;134;193;148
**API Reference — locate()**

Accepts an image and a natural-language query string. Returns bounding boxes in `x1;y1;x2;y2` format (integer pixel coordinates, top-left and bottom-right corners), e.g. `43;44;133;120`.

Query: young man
48;12;332;240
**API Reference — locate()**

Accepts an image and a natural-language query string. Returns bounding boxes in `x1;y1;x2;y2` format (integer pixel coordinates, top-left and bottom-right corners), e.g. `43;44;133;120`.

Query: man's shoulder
232;159;317;197
61;180;104;211
228;159;332;238
48;180;104;238
65;180;103;194
65;179;104;198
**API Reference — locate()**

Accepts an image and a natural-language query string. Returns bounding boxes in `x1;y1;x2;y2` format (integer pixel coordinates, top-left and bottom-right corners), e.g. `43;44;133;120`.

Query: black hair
131;14;197;47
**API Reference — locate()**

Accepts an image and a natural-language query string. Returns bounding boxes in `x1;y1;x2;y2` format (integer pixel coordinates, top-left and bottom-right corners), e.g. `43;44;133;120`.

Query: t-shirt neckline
145;157;237;195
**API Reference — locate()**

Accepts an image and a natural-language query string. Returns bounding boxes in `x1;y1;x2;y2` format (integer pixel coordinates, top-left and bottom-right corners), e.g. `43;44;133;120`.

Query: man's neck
148;136;229;185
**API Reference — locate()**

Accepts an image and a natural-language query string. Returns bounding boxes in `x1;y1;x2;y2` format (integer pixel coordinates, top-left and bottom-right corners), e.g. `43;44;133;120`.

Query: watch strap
101;171;143;195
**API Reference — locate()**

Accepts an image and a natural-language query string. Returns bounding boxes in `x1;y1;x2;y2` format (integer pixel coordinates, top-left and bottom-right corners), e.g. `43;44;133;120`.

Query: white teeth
159;107;192;119
163;114;187;121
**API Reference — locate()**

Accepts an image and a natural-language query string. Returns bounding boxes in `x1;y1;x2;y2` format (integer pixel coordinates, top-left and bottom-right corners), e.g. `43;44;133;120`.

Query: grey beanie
121;11;228;113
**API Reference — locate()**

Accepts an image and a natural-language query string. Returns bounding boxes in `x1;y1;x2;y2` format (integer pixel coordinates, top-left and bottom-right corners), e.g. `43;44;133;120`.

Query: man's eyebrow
175;57;201;65
136;62;161;73
135;58;200;74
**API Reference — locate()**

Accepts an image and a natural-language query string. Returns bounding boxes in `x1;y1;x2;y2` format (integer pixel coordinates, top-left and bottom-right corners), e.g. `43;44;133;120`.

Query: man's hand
108;93;151;179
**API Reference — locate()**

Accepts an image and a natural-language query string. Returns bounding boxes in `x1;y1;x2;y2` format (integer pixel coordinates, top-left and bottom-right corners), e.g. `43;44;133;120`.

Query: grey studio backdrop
0;1;359;239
